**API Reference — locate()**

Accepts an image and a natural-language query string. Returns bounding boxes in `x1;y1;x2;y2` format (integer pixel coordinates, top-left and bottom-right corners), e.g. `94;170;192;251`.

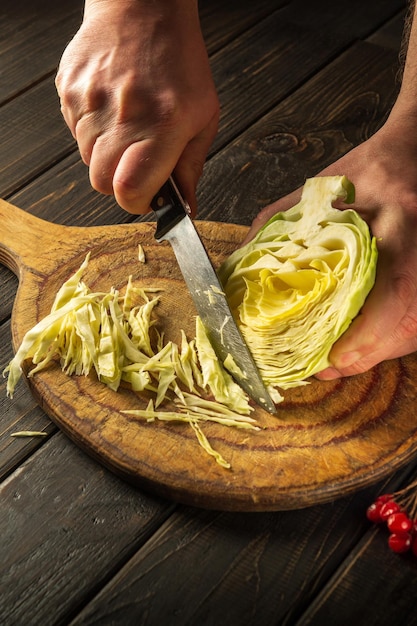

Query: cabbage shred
3;253;253;467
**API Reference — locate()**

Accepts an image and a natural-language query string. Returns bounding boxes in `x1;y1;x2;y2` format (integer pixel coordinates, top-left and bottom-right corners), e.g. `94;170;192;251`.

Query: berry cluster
367;488;417;554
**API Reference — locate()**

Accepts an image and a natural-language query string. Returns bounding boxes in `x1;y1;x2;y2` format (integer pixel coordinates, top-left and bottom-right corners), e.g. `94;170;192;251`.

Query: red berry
376;494;392;504
379;501;401;520
366;502;384;523
388;532;412;553
387;512;413;534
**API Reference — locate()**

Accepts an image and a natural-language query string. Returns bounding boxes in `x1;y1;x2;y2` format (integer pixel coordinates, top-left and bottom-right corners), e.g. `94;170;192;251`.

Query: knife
150;176;276;414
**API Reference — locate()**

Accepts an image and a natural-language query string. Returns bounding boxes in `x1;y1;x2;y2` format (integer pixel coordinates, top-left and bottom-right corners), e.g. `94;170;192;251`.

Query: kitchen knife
150;177;276;414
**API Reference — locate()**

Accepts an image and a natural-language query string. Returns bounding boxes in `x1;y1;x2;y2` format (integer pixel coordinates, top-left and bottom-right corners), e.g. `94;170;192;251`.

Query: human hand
243;119;417;378
55;0;220;215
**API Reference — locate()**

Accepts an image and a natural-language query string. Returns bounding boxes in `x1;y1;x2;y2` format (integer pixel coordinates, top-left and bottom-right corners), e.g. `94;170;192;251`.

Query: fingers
317;252;417;379
317;334;417;380
58;74;219;215
111;139;178;213
80;106;219;215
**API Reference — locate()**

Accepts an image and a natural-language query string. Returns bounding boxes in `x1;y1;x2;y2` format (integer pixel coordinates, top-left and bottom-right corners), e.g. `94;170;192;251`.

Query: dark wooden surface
2;0;417;624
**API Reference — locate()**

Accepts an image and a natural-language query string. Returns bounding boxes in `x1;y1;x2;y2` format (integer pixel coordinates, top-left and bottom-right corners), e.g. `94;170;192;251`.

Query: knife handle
151;177;191;241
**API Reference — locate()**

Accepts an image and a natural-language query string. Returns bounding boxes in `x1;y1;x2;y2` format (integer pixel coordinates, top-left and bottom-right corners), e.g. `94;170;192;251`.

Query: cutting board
2;197;417;511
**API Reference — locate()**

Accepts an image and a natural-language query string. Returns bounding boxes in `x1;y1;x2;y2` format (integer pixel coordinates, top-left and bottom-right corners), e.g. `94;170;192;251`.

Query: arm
245;0;417;379
55;0;220;215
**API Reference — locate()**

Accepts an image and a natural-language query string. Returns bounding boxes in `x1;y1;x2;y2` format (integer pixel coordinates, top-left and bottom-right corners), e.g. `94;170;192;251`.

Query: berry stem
392;477;417;518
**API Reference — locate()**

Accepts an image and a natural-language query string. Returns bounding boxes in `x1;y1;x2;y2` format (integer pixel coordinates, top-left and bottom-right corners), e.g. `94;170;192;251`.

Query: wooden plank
197;41;400;224
0;432;176;626
209;13;348;155
0;270;17;324
200;0;287;54
295;473;417;626
368;9;406;50
278;0;405;39
0;79;76;198
0;0;82;102
67;472;412;625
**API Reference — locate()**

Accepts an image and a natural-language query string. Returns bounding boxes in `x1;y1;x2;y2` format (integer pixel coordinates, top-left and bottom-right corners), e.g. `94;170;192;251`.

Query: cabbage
218;176;378;396
3;256;254;468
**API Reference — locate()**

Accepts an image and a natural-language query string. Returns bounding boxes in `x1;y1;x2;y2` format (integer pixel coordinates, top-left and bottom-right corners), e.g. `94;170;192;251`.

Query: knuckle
112;176;135;199
391;271;417;339
393;270;416;305
89;171;113;196
88;155;114;195
116;81;182;131
187;157;205;181
398;310;417;341
112;176;143;213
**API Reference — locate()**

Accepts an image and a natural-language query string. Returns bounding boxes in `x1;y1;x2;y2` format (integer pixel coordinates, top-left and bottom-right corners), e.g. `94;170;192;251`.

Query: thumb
112;138;181;215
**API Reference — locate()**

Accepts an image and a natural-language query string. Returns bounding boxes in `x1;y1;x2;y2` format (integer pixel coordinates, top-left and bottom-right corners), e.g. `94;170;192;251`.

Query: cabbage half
218;176;378;394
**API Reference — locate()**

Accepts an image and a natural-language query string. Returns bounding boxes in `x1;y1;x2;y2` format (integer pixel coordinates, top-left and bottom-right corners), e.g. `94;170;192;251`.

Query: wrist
82;0;201;48
383;100;417;145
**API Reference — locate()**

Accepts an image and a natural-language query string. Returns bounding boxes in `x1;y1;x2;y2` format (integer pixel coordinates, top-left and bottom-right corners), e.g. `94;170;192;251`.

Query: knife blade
150;177;276;414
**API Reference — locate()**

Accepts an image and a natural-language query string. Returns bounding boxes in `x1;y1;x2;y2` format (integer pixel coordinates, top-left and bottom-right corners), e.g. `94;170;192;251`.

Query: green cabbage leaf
218;176;378;396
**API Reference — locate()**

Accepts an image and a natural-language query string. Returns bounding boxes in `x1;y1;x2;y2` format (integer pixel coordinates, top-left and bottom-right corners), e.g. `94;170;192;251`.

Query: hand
55;0;220;215
243;117;417;378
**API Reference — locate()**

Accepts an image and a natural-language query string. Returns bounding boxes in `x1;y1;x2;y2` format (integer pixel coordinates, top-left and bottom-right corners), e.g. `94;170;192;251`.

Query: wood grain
0;431;175;626
70;499;371;625
68;469;413;626
296;471;417;625
2;197;417;511
0;0;83;103
198;41;401;224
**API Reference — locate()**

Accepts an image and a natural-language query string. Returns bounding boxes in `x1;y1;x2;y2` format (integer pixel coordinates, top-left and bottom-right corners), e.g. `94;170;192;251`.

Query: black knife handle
151;177;190;241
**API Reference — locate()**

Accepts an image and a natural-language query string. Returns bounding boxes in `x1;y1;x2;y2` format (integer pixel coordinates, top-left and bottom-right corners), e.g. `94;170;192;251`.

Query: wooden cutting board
2;197;417;511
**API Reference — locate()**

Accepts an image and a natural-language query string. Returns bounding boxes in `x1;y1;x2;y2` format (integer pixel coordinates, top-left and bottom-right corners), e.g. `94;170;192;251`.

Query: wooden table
2;0;417;624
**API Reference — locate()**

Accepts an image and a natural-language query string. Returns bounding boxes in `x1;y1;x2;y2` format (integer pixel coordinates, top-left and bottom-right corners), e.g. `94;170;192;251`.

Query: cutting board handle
0;198;66;276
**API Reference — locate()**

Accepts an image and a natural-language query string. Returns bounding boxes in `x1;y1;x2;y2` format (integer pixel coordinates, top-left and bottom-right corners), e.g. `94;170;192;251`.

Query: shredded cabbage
218;176;378;392
3;256;253;467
